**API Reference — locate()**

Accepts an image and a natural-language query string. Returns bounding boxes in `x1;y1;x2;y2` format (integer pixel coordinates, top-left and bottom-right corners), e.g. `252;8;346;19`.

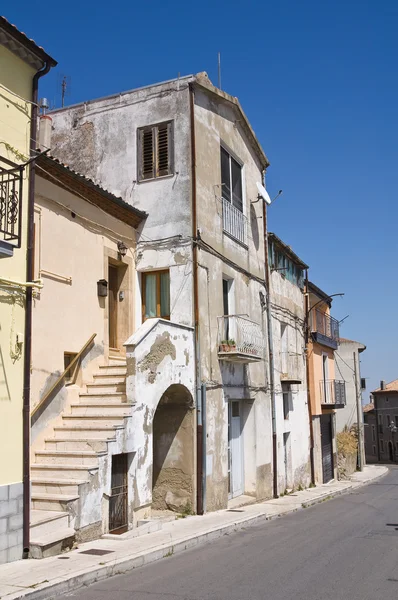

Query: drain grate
58;556;70;559
79;549;115;556
227;509;245;513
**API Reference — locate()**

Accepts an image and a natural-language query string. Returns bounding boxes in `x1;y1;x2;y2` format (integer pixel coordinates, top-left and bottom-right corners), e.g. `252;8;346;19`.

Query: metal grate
79;549;114;556
0;156;24;247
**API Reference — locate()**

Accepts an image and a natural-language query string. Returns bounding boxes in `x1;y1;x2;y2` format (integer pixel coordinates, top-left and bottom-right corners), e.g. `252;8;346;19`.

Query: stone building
368;380;398;463
47;73;272;525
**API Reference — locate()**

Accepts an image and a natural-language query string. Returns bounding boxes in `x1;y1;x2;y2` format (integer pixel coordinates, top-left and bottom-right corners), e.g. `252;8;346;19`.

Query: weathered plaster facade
49;72;274;518
335;338;366;433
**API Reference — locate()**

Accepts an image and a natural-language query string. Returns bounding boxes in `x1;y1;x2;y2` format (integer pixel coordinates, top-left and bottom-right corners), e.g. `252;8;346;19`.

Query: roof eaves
268;232;309;269
0;16;57;68
192;73;270;170
308;281;332;307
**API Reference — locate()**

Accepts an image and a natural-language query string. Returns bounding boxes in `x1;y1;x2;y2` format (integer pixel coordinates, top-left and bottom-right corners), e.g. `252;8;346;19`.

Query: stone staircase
30;359;130;558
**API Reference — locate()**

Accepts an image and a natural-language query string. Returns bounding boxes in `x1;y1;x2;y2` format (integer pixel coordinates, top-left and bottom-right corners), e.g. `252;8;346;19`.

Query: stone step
31;464;98;479
30;510;69;538
31;478;87;495
30;527;75;559
70;403;131;416
108;358;127;366
97;365;127;376
61;414;129;427
78;392;127;402
53;425;122;439
86;382;126;394
45;438;110;452
92;374;126;384
34;450;101;466
32;493;79;512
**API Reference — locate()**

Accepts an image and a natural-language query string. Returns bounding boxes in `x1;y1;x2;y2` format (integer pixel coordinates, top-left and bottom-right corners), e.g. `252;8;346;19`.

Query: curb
4;467;388;600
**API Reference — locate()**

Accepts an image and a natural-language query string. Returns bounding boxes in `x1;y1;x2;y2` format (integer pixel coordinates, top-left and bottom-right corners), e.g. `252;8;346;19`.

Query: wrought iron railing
311;309;339;343
0;156;24;247
319;379;346;406
217;315;264;359
222;197;247;246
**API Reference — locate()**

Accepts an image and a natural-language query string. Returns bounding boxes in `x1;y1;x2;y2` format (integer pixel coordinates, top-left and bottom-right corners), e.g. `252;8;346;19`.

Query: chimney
380;380;386;391
38;115;52;151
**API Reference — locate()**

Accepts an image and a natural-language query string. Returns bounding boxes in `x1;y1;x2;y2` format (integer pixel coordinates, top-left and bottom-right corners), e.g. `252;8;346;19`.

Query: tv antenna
57;74;71;108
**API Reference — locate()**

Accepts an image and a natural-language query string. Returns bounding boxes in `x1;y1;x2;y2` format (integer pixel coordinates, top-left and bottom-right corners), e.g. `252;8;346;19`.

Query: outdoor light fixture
117;241;128;259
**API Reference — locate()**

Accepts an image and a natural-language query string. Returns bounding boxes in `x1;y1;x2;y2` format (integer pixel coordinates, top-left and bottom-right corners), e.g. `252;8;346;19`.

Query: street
62;468;398;600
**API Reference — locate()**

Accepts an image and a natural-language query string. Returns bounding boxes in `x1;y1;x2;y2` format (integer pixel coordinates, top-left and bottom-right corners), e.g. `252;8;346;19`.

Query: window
380;439;384;452
371;425;376;442
378;413;383;433
220;146;243;212
387;415;391;427
64;352;78;384
142;270;170;321
282;383;291;420
372;445;376;455
281;323;288;374
138;122;173;181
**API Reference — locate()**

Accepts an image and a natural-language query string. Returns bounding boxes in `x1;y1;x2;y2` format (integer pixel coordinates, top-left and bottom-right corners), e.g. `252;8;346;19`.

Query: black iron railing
311;309;340;348
0;156;24;247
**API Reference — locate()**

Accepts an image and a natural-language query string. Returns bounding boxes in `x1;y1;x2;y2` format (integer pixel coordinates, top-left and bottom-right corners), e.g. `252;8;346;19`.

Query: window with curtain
142;270;170;321
220;146;243;212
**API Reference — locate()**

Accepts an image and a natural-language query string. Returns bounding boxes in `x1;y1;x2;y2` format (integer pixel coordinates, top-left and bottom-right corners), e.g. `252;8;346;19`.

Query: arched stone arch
152;384;195;513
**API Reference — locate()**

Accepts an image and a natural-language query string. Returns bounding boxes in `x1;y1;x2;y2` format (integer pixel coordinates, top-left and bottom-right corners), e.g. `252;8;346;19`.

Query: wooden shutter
157;122;171;177
140;127;155;180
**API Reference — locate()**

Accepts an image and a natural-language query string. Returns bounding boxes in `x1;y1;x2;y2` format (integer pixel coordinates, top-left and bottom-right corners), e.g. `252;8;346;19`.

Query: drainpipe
263;184;278;498
304;270;316;484
23;59;55;558
189;83;204;515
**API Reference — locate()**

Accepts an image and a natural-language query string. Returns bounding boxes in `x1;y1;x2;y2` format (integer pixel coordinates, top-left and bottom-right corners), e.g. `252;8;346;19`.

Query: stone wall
0;482;23;564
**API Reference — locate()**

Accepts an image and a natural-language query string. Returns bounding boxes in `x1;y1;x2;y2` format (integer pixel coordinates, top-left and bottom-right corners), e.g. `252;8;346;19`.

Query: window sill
137;173;175;184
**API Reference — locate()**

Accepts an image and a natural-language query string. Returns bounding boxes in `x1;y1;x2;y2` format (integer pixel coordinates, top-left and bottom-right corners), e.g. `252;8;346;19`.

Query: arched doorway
152;384;194;513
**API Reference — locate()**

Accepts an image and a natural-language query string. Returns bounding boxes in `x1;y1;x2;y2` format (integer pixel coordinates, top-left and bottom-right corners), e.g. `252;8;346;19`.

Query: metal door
321;414;334;483
109;453;128;534
228;401;243;498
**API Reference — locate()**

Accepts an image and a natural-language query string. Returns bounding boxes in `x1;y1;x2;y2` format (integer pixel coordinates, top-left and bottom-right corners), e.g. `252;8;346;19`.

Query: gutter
23;58;56;558
304;271;316;484
263;182;278;498
189;83;205;515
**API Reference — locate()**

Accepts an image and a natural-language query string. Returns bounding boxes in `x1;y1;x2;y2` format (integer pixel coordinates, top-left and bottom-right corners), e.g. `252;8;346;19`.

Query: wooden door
108;265;118;349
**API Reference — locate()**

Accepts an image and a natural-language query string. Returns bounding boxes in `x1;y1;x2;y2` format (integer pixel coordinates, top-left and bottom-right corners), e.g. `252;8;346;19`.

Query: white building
335;338;366;433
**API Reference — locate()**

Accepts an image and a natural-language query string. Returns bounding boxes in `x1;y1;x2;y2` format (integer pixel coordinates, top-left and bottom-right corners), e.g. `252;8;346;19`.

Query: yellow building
0;17;56;564
306;281;346;484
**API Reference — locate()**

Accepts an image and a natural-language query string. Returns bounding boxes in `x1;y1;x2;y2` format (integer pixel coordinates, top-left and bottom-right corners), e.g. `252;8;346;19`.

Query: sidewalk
0;465;387;600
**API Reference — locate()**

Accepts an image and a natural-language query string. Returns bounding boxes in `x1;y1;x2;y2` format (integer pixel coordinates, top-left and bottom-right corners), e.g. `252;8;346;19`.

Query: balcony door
322;353;330;403
228;401;243;499
222;277;234;342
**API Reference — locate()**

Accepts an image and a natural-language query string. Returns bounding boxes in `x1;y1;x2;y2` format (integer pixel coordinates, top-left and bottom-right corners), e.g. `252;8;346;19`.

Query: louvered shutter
157;122;171;177
141;127;155;180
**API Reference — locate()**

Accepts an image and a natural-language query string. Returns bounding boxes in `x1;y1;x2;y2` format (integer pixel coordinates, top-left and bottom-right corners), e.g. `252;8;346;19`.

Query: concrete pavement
0;465;387;600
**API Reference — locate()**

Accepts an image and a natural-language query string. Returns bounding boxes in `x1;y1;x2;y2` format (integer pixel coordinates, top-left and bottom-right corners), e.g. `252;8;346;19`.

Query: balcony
0;156;23;252
311;309;340;350
320;379;346;408
222;197;247;247
217;315;265;363
280;352;302;384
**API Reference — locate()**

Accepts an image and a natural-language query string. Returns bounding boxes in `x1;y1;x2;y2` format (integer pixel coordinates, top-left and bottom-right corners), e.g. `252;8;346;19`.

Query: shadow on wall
152;384;194;513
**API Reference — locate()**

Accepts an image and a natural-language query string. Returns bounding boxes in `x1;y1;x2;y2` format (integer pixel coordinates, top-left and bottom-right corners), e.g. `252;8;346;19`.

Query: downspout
263;184;278;498
23;59;54;558
304;270;316;484
189;83;204;515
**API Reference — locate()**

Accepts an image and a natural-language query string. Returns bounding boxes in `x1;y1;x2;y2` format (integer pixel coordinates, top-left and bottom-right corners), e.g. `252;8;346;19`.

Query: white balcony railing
217;315;265;361
222;197;247;246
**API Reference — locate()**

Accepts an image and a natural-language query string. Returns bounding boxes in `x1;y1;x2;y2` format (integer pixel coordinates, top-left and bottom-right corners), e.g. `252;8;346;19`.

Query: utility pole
354;351;365;470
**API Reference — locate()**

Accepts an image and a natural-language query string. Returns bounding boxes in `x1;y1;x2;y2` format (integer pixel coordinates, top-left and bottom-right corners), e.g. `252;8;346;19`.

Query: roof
49;72;269;171
339;337;366;352
36;154;147;229
372;380;398;394
268;232;309;269
193;73;270;170
0;16;57;70
363;403;374;413
308;281;333;307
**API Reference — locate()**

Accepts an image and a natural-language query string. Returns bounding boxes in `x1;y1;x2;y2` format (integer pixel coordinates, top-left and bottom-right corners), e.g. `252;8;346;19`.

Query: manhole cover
79;549;114;556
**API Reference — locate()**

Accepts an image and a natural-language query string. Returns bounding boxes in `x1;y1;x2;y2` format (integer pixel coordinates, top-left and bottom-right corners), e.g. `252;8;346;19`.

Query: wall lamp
117;241;128;259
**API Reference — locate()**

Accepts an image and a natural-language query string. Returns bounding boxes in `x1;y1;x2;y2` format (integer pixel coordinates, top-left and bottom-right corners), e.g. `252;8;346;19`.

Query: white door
229;401;243;498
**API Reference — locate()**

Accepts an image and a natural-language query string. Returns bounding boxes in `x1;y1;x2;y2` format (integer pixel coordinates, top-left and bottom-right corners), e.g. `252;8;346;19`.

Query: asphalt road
64;468;398;600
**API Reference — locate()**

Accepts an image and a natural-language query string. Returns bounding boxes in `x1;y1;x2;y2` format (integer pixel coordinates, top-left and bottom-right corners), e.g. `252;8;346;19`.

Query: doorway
228;400;243;499
107;261;129;353
283;432;291;491
108;264;119;350
321;414;334;483
388;441;394;462
109;453;128;534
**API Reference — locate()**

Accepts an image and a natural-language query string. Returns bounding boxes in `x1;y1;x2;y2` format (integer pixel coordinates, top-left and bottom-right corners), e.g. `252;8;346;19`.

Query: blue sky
5;0;398;397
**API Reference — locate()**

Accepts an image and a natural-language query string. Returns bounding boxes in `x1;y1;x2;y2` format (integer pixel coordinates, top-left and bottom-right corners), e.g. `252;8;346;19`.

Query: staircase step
97;366;127;376
53;425;122;439
30;527;75;559
70;403;131;416
31;464;98;479
93;374;126;384
62;415;129;428
32;493;79;512
45;438;111;452
34;450;101;466
86;382;126;394
32;478;87;495
30;510;69;537
78;392;127;401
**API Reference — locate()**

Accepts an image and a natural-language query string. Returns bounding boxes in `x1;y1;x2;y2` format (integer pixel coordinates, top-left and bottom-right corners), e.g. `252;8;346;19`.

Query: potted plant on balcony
227;339;237;352
219;340;229;352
